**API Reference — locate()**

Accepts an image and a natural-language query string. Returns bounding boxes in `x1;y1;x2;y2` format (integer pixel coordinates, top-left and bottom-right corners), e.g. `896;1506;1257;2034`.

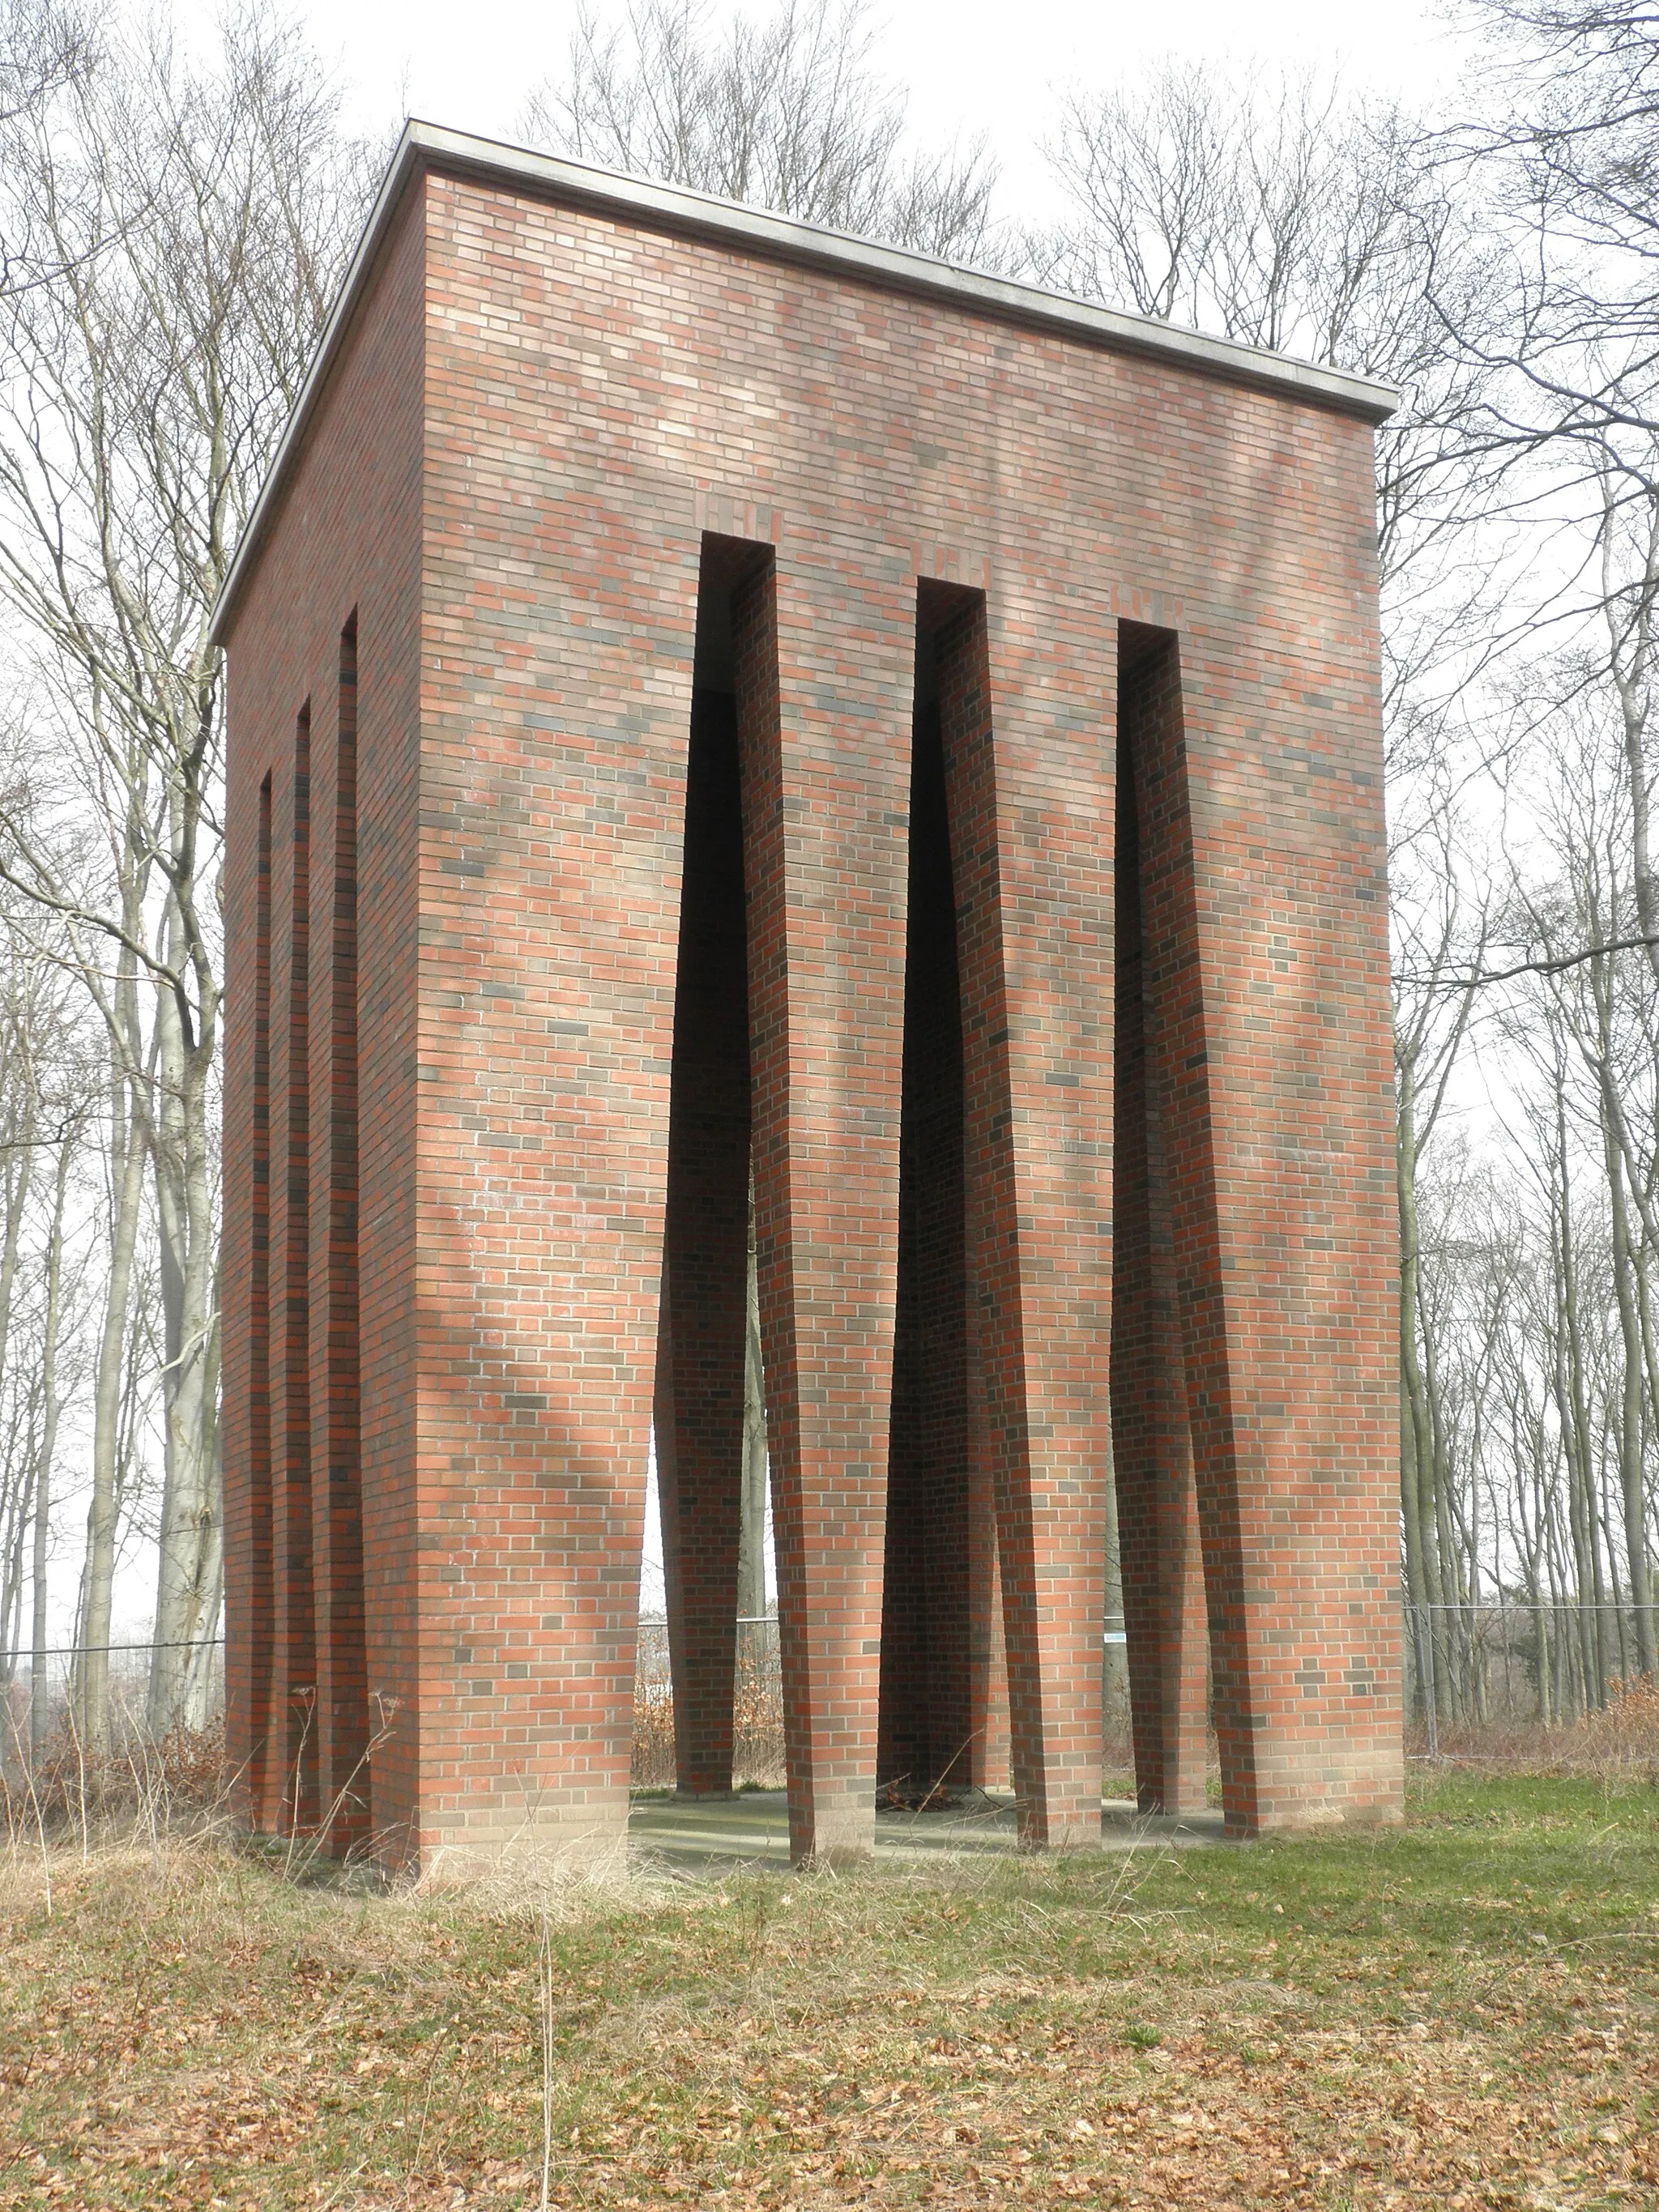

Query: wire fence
1401;1601;1658;1754
6;1607;1655;1780
633;1616;783;1787
1;1637;226;1755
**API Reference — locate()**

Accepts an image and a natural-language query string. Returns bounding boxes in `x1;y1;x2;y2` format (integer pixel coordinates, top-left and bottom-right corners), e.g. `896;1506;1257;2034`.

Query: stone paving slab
627;1790;1226;1875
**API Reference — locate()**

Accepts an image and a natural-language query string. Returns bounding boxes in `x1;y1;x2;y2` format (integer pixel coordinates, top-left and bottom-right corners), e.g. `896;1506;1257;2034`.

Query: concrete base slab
629;1790;1227;1874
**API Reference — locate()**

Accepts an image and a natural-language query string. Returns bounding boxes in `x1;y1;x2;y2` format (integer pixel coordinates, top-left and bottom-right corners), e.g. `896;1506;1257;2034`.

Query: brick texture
220;151;1401;1871
223;187;426;1863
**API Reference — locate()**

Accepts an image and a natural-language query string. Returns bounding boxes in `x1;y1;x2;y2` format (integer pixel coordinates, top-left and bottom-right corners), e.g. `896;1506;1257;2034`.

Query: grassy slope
2;1774;1656;2211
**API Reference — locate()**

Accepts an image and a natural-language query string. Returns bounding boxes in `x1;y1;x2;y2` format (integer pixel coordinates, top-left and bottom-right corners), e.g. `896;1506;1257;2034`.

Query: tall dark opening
877;584;975;1796
1111;620;1211;1816
656;535;769;1795
280;703;317;1829
1111;646;1156;1788
247;772;275;1810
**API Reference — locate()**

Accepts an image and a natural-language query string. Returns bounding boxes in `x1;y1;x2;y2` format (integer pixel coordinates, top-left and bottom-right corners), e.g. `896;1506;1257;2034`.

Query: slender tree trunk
181;1387;223;1730
1605;1129;1656;1673
0;1136;36;1455
75;1043;145;1750
147;961;220;1732
1604;495;1659;1004
0;1392;37;1686
1631;1221;1659;1501
1;1104;38;1737
29;1140;70;1762
1423;1314;1465;1718
1397;1072;1444;1713
1553;1105;1607;1707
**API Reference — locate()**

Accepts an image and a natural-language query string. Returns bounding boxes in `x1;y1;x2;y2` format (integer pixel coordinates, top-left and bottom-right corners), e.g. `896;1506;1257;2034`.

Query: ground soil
2;1771;1657;2210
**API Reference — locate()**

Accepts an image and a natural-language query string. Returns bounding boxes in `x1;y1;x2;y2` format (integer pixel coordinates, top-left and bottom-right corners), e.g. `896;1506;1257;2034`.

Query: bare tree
521;0;1001;262
27;1127;72;1758
0;5;375;1730
0;912;96;1745
0;970;44;1699
1043;64;1508;751
1440;0;1659;448
1498;670;1659;1673
0;0;96;292
1392;792;1491;1712
1407;3;1659;1687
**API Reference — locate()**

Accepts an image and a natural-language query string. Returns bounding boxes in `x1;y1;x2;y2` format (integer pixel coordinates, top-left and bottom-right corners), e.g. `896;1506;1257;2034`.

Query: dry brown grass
1410;1673;1659;1784
1;1719;232;1858
2;1683;1656;2207
3;1765;1657;2210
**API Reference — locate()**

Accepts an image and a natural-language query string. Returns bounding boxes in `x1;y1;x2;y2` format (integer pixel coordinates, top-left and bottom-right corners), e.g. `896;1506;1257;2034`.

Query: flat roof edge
208;120;1399;644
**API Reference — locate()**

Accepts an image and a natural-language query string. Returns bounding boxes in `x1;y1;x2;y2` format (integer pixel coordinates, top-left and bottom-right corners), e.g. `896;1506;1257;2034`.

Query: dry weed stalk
538;1896;555;2212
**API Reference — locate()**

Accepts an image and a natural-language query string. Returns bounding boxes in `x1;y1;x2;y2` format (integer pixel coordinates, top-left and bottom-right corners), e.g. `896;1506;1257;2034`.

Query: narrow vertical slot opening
282;701;316;1830
1111;620;1212;1817
248;771;275;1808
878;582;979;1801
1111;668;1157;1796
656;535;769;1794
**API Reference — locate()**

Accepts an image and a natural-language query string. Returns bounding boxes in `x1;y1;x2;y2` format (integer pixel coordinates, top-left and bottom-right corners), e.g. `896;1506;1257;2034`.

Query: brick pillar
403;521;693;1877
1111;712;1209;1818
225;771;275;1822
939;588;1111;1848
658;687;751;1796
354;578;421;1871
1125;621;1402;1835
267;705;317;1834
309;618;370;1855
736;554;910;1866
876;1155;927;1791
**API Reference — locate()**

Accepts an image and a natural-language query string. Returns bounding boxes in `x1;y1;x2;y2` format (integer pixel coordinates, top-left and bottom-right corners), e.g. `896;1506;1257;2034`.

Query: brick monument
212;121;1404;1873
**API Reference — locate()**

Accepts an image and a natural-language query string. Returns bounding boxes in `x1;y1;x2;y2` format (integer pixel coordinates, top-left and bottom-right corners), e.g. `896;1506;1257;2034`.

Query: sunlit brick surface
220;143;1401;1873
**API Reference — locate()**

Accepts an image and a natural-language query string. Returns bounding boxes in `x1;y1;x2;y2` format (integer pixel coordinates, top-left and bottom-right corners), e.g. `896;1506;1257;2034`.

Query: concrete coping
208;117;1400;645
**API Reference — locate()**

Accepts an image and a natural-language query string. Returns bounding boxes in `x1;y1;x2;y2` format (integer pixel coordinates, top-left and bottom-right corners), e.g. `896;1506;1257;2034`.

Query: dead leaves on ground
1;1827;1656;2212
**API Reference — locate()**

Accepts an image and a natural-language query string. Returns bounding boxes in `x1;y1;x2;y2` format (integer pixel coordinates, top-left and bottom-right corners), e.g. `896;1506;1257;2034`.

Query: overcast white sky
279;0;1483;221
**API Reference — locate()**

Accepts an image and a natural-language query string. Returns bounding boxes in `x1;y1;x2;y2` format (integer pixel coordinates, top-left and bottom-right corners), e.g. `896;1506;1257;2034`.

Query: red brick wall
222;186;427;1860
222;154;1401;1869
730;549;914;1865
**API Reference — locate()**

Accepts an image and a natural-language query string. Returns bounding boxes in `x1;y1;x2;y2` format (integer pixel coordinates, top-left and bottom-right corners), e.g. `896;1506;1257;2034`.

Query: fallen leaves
2;1780;1657;2209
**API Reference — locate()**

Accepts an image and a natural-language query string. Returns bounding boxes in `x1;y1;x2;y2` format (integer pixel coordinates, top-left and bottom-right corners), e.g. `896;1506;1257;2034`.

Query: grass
2;1771;1657;2210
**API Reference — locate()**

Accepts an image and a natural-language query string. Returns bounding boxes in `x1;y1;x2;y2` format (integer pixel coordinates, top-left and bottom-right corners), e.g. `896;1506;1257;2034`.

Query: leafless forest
2;0;1656;1764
